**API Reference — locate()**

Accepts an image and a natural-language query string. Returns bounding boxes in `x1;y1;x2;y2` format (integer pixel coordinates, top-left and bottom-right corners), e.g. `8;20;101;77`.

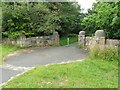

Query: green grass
0;44;21;64
2;59;118;88
89;43;119;61
60;35;77;46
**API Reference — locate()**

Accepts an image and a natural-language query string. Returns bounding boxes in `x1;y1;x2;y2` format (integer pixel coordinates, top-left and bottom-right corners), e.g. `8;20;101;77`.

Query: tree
81;2;120;39
2;2;82;39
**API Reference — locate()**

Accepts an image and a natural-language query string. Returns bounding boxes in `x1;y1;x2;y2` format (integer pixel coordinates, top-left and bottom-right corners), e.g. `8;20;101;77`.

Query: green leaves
81;2;120;39
2;2;82;39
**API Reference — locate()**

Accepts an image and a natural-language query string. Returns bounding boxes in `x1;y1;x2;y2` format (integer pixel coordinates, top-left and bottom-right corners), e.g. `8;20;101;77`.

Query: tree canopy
2;1;120;39
81;2;120;39
2;2;82;39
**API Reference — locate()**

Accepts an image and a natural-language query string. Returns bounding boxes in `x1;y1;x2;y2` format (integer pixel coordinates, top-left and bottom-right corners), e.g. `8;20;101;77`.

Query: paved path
1;43;88;84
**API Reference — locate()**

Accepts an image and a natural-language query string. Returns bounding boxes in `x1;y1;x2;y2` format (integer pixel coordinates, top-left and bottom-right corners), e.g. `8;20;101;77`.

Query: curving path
1;43;88;84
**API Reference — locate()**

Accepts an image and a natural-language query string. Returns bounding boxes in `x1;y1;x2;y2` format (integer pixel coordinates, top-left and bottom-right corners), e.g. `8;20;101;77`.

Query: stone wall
2;31;59;47
78;30;120;49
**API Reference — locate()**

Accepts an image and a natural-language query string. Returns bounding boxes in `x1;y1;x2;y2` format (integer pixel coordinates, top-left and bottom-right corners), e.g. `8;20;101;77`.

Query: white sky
76;0;96;12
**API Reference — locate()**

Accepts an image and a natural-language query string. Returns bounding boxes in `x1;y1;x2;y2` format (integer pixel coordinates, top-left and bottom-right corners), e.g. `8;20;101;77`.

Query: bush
89;44;119;61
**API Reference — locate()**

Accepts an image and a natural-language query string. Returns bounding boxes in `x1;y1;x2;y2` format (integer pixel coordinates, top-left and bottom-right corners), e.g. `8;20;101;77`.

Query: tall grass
89;44;119;61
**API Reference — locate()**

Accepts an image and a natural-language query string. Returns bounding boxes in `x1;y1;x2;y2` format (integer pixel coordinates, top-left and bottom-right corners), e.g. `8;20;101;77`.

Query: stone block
95;30;105;38
79;31;85;36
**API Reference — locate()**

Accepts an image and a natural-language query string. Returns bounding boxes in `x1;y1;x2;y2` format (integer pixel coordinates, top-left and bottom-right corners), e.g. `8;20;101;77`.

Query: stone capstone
95;30;105;37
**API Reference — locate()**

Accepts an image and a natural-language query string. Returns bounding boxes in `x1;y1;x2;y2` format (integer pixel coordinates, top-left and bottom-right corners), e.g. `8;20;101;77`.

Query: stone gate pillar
78;31;86;47
52;31;59;46
94;30;105;45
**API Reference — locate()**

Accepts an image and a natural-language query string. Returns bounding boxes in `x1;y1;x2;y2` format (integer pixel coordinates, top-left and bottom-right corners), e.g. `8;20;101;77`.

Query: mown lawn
2;59;118;88
60;35;77;46
0;44;21;64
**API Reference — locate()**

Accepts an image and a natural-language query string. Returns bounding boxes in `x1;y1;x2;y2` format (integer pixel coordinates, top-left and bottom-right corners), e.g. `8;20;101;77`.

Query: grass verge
2;59;118;88
0;44;21;64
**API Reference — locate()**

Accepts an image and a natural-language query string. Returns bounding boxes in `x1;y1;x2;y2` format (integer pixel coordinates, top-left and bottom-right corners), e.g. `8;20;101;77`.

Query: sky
76;0;96;12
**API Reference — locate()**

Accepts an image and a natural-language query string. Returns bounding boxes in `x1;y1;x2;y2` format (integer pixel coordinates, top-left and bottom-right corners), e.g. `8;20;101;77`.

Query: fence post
67;37;70;46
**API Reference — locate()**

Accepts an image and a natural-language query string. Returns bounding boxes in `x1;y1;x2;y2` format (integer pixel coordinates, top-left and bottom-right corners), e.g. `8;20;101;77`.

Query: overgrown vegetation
2;58;118;88
88;44;119;61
